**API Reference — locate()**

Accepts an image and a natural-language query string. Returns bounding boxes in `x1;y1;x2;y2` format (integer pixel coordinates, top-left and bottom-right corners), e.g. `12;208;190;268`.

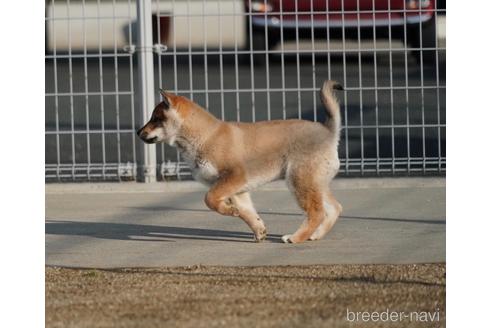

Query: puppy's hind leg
309;191;342;241
231;192;267;242
282;170;325;244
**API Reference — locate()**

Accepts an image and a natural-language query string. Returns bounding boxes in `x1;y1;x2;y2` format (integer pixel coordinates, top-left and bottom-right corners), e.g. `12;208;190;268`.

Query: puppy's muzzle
137;127;157;144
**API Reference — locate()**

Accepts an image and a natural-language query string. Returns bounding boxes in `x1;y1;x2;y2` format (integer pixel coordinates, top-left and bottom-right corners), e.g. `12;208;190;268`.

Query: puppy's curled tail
320;80;343;138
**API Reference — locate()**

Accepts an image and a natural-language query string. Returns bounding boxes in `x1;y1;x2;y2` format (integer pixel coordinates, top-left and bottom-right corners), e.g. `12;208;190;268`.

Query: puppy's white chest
191;159;219;185
175;140;218;185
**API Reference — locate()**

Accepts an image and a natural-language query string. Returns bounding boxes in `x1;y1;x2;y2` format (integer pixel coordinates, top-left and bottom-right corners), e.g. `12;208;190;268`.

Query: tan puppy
137;80;343;244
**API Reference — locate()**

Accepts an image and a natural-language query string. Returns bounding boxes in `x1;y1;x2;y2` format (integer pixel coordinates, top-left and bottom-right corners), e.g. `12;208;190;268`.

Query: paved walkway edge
46;177;445;194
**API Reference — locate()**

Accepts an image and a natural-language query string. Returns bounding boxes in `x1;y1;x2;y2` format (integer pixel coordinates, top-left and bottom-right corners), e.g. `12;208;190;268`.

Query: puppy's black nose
136;127;149;140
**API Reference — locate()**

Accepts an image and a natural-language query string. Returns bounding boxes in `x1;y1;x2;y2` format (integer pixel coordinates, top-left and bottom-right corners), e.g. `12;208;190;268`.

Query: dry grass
46;264;445;327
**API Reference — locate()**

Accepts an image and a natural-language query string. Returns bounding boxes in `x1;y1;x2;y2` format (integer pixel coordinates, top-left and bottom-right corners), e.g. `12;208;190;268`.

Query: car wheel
407;16;438;66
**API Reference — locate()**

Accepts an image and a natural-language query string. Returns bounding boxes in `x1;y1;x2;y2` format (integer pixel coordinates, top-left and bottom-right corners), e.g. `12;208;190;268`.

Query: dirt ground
46;264;445;328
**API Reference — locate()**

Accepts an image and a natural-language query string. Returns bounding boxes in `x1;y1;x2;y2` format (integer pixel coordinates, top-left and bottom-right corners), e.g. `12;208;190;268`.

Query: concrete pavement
45;178;445;268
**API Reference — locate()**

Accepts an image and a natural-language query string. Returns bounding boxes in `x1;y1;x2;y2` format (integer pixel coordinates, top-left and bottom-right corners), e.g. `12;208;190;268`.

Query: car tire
407;16;438;66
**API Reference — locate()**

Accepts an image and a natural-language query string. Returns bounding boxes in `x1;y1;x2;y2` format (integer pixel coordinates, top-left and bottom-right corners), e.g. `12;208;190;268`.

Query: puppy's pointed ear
159;89;171;109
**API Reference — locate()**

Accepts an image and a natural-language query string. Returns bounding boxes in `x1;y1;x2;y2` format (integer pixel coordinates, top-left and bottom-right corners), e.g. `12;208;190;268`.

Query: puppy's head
137;91;185;145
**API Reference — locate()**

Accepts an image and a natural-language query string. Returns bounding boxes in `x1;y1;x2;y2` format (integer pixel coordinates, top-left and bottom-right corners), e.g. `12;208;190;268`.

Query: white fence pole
136;0;156;182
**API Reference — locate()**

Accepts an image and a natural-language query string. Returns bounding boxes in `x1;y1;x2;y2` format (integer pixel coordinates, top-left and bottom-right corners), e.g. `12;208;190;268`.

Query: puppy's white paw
281;234;293;244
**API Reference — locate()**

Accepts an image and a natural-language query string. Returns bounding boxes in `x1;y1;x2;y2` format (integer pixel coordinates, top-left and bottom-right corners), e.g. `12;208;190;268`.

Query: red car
245;0;436;63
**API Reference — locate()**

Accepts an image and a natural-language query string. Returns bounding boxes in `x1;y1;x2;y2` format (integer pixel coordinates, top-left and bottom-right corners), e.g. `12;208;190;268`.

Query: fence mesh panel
45;0;445;182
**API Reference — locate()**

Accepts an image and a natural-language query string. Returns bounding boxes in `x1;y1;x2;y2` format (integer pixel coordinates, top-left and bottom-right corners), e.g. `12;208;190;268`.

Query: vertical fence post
136;0;156;182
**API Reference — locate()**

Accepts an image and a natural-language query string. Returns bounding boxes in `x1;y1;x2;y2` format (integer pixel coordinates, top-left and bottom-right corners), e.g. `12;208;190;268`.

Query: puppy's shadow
45;220;283;243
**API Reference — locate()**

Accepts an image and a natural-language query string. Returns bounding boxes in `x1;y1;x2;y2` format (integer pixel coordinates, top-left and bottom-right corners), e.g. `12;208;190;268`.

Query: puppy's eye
151;115;165;124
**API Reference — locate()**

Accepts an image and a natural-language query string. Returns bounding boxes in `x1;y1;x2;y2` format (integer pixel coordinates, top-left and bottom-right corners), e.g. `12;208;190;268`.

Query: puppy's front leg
231;192;267;242
204;171;245;217
204;172;267;242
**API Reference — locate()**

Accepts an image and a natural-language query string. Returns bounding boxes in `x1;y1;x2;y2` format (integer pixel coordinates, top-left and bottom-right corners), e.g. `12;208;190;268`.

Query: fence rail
45;0;445;182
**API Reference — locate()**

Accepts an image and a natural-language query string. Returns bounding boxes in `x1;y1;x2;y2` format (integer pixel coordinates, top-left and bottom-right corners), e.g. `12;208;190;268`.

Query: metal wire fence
45;0;445;182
